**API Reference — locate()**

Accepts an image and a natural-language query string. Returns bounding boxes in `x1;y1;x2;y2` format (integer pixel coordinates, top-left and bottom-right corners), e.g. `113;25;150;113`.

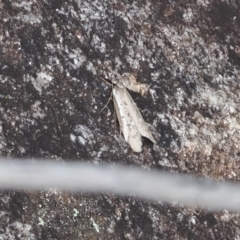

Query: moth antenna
99;76;112;86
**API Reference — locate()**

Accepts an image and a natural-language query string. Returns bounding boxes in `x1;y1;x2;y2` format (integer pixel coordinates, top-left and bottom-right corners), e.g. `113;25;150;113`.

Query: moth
105;74;156;152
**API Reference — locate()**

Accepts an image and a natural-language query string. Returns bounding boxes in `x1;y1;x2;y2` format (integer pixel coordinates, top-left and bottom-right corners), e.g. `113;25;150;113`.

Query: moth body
113;83;156;152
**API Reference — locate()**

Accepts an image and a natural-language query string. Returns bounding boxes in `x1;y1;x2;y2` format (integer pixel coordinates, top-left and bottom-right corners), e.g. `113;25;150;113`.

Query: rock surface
0;0;240;239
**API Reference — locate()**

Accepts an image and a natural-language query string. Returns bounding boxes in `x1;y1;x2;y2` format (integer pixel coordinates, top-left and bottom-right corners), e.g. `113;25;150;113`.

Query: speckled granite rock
0;0;240;239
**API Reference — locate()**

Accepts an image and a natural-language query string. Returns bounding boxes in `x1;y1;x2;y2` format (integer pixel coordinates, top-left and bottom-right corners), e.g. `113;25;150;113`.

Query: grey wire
0;159;239;211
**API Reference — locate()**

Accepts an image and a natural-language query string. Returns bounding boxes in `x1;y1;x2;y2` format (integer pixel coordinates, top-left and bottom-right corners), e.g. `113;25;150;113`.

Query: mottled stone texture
0;0;240;239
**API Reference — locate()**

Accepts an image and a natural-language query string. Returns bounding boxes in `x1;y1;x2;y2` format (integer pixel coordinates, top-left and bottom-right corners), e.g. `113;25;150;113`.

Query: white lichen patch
0;221;36;240
73;208;79;218
11;1;34;11
31;101;46;119
24;71;53;94
38;217;45;226
35;72;53;90
70;133;77;143
183;8;194;23
15;14;43;24
90;217;100;233
68;49;86;68
74;125;94;145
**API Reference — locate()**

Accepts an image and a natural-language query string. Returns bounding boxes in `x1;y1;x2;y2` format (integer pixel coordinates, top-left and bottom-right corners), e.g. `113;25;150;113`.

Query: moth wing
122;89;156;144
127;126;142;153
113;86;142;152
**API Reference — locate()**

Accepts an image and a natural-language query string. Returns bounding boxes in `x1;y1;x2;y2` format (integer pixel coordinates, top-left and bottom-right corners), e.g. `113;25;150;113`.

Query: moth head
138;84;149;96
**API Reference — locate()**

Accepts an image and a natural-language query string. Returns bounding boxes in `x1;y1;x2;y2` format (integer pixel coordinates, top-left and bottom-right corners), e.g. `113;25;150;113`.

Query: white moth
112;74;156;152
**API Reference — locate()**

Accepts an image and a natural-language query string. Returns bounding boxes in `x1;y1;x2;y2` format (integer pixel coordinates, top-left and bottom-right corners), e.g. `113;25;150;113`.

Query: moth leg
99;76;113;113
100;88;113;113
